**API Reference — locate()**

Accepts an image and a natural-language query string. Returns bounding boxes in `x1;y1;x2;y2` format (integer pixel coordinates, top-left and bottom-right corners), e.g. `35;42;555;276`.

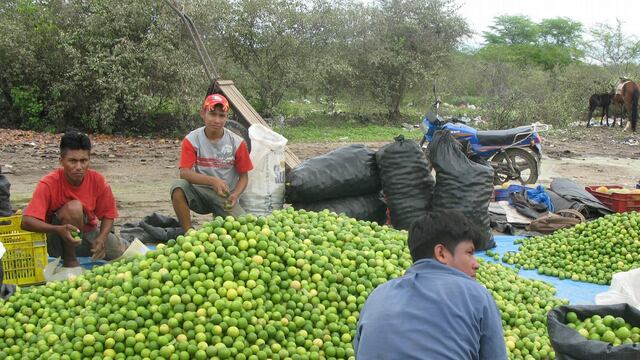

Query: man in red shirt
22;132;128;267
171;94;253;231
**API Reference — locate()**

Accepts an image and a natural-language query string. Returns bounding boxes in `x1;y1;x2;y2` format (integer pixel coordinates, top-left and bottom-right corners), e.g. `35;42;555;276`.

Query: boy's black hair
60;131;91;156
408;210;481;262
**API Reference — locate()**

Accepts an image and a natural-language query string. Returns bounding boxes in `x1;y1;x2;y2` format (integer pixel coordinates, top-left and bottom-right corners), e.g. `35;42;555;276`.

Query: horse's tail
632;86;639;132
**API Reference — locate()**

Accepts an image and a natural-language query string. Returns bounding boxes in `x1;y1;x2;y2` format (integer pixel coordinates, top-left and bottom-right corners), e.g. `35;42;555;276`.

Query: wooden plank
216;80;302;170
285;147;302;169
218;81;268;128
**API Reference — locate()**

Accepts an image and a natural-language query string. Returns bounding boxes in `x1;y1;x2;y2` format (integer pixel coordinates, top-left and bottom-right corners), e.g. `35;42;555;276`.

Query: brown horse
612;81;639;132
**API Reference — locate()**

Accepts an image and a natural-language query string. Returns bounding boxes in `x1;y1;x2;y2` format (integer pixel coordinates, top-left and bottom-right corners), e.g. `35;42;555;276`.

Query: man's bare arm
22;215;78;242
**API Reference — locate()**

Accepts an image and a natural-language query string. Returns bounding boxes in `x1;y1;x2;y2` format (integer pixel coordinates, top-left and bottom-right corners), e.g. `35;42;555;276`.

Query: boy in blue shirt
354;210;507;360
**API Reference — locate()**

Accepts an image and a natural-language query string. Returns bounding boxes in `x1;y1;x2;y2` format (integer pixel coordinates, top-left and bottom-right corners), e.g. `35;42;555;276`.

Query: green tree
484;15;538;45
217;0;311;116
585;19;640;66
480;16;584;70
0;0;65;130
538;17;584;61
297;0;358;110
0;0;209;133
538;17;583;47
350;0;469;122
53;0;205;133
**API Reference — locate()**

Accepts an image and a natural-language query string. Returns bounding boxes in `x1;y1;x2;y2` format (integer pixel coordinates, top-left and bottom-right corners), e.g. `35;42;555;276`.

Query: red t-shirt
24;168;119;232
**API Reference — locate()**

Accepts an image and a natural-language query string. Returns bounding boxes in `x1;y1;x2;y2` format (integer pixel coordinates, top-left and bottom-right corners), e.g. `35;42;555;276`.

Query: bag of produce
376;135;434;230
595;268;640;310
240;124;287;216
286;144;380;203
548;304;640;360
292;193;386;224
428;130;495;250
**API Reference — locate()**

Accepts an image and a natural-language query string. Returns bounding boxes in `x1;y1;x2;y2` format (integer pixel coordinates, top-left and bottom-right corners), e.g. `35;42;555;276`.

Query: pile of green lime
0;209;412;360
566;312;640;345
0;208;567;360
502;212;640;285
477;259;567;360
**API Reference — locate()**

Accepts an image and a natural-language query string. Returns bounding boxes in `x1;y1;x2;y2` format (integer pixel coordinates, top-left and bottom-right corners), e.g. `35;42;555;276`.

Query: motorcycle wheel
491;148;539;185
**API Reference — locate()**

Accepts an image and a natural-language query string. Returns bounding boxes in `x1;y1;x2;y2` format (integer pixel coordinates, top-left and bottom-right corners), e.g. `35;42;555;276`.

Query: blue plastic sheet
47;244;160;270
476;235;608;305
48;257;107;270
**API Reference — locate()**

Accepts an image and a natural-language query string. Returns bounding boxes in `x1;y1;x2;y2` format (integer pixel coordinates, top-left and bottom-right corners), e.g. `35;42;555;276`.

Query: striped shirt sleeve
234;141;253;173
178;138;197;169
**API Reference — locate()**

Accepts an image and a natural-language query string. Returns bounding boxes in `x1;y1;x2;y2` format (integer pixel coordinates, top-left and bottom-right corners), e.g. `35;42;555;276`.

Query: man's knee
171;179;191;201
57;200;84;220
172;187;186;202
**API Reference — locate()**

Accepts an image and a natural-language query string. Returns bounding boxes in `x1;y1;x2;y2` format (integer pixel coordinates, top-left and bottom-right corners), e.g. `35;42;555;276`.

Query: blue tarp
476;235;608;305
47;257;107;270
47;245;157;269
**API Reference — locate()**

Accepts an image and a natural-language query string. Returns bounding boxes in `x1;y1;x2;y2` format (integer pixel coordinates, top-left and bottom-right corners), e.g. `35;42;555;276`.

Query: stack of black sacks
286;131;495;250
286;145;386;224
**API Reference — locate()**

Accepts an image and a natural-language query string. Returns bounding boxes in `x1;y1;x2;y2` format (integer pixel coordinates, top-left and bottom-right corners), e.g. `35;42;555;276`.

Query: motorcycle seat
476;126;533;146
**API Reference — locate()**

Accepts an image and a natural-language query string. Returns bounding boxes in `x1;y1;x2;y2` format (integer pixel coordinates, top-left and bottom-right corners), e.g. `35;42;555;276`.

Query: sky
456;0;640;46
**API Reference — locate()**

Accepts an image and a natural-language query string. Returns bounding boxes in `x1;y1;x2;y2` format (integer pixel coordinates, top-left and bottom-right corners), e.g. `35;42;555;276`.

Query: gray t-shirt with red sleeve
178;127;253;190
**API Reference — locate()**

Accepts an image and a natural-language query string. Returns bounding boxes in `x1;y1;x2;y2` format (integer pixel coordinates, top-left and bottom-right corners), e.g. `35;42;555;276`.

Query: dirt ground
1;124;639;231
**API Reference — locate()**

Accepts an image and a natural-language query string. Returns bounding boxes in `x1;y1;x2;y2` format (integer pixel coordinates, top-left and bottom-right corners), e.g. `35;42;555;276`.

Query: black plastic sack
550;178;611;219
0;174;11;217
510;190;548;219
548;304;640;360
428;130;495;250
0;259;14;300
376;135;434;230
120;213;183;244
292;193;386;224
286;144;381;203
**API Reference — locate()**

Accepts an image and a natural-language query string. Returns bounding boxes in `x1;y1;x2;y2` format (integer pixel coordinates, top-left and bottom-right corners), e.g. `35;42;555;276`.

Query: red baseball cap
202;94;230;112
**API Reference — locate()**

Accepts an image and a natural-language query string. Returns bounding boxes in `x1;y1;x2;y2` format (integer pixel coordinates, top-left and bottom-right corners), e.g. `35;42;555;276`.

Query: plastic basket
0;215;48;285
585;185;640;213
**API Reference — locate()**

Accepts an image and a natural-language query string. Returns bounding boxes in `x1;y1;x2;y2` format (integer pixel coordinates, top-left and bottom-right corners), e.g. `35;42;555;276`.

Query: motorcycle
419;93;549;185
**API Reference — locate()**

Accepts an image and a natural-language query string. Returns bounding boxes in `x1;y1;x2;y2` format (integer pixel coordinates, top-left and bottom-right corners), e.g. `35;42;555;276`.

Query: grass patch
275;97;426;142
279;123;421;143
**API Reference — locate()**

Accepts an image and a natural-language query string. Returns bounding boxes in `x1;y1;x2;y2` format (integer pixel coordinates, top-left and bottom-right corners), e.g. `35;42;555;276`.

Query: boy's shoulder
224;128;245;147
185;127;205;143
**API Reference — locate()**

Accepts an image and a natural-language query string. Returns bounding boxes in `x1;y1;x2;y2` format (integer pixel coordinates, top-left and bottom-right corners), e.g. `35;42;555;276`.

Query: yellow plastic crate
0;215;48;285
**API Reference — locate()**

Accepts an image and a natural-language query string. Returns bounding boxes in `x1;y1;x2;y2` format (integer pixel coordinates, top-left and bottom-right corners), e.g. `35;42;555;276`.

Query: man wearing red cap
171;94;253;232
